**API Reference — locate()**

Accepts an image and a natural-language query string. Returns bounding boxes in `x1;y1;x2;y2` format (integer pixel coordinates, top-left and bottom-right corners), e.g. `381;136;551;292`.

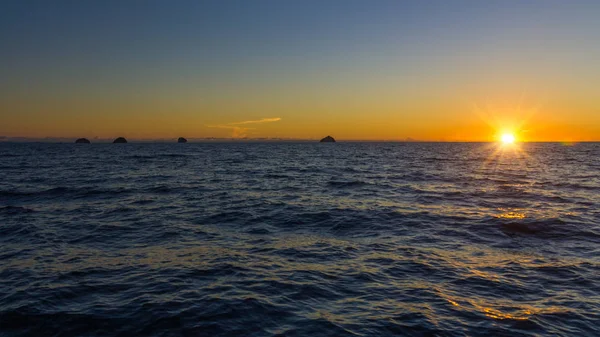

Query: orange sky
2;79;598;141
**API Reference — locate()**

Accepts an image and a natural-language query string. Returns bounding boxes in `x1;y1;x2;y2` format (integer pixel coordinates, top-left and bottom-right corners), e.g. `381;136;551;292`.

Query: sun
501;133;516;144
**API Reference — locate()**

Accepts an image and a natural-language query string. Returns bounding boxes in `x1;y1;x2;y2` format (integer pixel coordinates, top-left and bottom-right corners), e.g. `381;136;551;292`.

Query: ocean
1;142;599;336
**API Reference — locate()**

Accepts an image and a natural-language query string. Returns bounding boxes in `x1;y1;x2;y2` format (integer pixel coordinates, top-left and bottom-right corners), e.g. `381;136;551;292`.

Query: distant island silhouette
75;138;91;144
113;137;128;143
320;136;336;143
178;137;188;143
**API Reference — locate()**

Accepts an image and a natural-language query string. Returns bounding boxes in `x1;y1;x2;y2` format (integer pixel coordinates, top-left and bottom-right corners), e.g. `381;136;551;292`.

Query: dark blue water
1;142;599;336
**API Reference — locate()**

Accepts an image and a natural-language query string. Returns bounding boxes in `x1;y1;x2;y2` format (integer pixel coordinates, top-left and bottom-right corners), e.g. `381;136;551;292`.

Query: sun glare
501;133;516;144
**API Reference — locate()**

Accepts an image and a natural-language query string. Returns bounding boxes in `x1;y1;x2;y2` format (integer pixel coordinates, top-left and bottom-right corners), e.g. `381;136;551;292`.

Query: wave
537;181;600;191
263;173;291;179
0;206;35;214
125;153;192;159
327;180;371;188
0;184;214;200
485;216;600;242
0;187;133;199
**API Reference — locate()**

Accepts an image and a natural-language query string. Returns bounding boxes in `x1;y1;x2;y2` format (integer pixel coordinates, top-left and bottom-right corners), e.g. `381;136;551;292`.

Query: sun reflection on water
442;294;568;321
495;209;526;219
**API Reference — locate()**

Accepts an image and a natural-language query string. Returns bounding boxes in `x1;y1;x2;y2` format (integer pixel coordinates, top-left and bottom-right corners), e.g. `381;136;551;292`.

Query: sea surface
1;142;599;336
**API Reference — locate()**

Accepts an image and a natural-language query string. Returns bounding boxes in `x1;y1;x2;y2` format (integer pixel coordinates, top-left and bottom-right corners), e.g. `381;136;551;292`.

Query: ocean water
1;142;599;336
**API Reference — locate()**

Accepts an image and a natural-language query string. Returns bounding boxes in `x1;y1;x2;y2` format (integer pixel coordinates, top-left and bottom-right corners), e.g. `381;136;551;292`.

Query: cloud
206;117;281;138
231;127;249;138
229;117;281;125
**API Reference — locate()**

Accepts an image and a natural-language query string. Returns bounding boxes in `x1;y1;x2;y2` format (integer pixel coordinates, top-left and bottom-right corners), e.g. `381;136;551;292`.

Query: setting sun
501;133;516;144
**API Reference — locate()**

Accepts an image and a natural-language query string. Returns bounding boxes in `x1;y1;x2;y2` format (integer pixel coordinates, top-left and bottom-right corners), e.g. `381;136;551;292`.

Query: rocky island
113;137;128;143
320;136;336;143
178;137;188;143
75;138;91;144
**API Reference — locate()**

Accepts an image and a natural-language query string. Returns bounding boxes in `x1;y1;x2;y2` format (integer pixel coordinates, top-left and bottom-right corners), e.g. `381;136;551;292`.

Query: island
75;138;91;144
320;135;336;143
113;137;128;143
177;137;188;143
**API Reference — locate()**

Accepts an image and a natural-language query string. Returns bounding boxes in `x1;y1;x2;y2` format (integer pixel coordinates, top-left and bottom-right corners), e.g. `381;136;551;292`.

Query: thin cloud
230;117;281;125
206;117;281;138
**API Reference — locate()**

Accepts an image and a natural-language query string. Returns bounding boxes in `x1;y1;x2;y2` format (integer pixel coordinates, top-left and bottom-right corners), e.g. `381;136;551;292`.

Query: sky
1;0;599;141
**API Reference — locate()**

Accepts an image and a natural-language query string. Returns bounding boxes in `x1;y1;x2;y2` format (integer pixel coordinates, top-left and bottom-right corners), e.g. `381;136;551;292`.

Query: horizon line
0;137;597;143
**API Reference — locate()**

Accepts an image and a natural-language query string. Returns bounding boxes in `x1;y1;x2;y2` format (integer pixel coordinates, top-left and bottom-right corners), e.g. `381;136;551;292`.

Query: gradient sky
1;0;599;141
